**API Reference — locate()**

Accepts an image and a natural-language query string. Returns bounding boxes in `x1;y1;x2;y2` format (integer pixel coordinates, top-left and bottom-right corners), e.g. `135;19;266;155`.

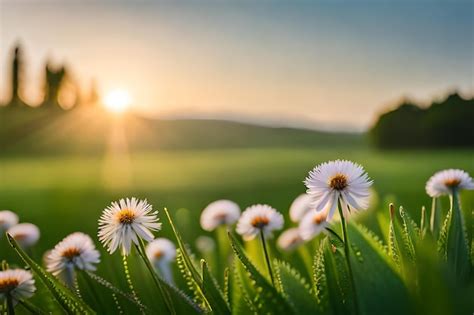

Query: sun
103;89;132;113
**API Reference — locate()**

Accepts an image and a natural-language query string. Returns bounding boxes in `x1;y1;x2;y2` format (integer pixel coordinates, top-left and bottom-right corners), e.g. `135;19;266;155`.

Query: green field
2;147;473;257
1;147;473;314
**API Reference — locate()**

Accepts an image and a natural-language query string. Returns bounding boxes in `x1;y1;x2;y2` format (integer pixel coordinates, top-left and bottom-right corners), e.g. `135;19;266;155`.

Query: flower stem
6;293;15;315
64;265;75;291
259;229;275;286
297;245;313;276
122;255;145;314
216;226;229;283
158;262;174;285
136;239;176;315
337;200;359;315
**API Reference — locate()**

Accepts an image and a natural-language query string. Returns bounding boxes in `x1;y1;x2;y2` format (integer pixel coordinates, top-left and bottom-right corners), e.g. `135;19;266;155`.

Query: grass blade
274;260;320;314
322;234;355;315
446;192;471;283
228;231;295;315
347;223;413;315
201;260;231;315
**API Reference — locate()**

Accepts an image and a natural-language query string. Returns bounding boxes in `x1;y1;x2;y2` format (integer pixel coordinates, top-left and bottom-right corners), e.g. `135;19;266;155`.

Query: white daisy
277;228;304;251
236;204;284;241
299;210;329;241
46;232;100;287
0;210;19;235
304;160;373;220
0;269;36;304
146;238;176;283
145;238;176;265
200;200;241;231
98;197;161;255
289;194;313;222
426;169;474;197
7;223;40;248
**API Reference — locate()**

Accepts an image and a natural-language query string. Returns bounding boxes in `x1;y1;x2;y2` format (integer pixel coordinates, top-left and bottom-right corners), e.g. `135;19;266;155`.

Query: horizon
0;0;473;131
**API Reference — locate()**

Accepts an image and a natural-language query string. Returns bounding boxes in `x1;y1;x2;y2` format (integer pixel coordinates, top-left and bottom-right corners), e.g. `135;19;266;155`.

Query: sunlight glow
103;89;132;113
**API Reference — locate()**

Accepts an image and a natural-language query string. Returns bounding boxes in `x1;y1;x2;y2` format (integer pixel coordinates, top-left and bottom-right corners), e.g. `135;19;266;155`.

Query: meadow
1;147;473;314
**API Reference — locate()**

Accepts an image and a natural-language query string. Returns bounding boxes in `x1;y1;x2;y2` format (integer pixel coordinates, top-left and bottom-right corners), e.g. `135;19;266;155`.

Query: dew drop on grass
351;244;364;262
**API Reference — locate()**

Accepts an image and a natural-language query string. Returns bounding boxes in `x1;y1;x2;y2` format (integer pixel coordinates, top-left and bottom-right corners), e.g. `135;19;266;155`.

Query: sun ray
103;89;132;114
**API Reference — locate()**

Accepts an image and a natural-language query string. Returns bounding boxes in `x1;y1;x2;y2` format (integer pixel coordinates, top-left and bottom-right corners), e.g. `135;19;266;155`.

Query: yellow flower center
288;236;301;246
0;277;19;293
154;251;163;259
444;178;461;188
214;212;228;223
251;216;269;228
117;209;136;224
329;173;348;190
313;213;326;225
62;247;81;259
12;233;29;240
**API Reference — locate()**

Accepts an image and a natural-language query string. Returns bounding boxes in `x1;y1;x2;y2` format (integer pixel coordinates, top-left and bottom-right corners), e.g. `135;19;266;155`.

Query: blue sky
0;0;472;130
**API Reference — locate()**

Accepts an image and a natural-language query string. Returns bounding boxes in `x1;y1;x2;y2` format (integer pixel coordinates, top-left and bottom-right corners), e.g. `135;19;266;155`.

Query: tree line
370;92;474;149
1;43;98;109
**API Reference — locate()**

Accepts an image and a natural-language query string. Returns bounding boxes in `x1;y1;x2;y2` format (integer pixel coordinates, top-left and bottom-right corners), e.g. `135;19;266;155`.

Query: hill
0;105;365;155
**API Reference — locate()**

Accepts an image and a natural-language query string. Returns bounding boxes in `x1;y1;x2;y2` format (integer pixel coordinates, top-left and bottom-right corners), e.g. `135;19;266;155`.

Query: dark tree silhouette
43;63;67;106
370;93;474;149
9;44;25;106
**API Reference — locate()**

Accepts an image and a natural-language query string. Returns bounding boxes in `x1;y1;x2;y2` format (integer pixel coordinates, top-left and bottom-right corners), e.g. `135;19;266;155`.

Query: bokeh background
0;0;473;302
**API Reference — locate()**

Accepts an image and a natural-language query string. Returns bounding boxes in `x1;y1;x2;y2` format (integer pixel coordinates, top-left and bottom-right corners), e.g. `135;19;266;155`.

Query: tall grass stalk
430;197;441;238
122;255;145;314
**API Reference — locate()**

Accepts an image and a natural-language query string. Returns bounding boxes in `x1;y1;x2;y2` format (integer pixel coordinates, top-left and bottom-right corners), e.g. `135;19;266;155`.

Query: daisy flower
145;238;176;265
426;169;474;197
304;160;373;220
7;223;40;248
146;238;176;283
237;204;283;286
46;232;100;287
289;194;313;222
98;197;161;255
0;210;19;235
200;200;241;231
299;210;329;241
236;204;284;241
0;269;36;304
277;228;303;251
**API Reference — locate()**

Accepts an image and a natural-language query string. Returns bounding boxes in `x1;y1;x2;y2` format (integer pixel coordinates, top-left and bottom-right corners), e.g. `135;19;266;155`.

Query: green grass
1;147;473;255
1;147;473;313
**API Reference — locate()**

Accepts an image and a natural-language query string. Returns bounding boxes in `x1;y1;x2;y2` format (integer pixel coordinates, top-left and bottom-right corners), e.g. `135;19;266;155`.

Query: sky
0;0;473;131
